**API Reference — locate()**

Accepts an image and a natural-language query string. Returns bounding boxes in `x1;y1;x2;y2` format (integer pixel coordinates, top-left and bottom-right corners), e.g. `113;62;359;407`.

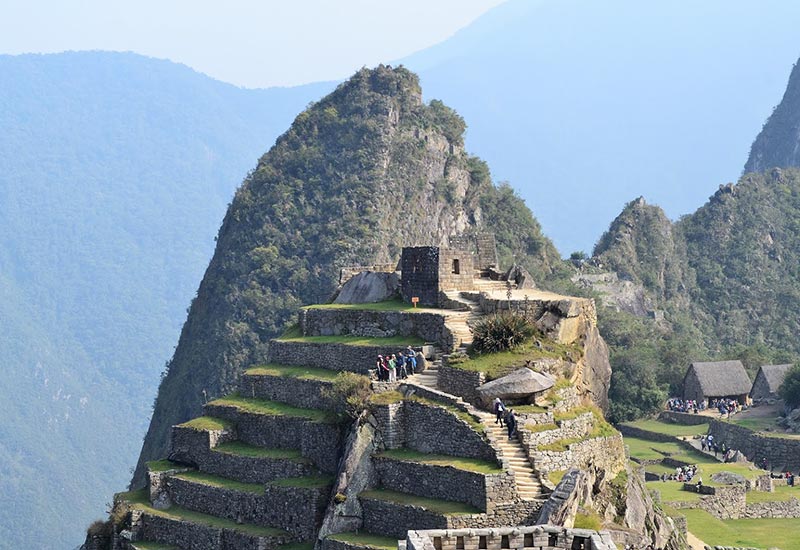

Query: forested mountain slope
133;65;562;485
404;0;800;253
0;51;329;550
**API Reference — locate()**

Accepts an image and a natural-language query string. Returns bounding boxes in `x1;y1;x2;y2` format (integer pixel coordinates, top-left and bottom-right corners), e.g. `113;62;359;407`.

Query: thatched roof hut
683;360;751;404
750;364;793;401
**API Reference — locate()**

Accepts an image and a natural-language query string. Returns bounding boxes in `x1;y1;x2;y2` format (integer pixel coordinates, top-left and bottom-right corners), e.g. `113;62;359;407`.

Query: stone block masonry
438;361;485;405
404;400;497;462
299;309;451;349
202;404;343;473
527;434;626;475
269;340;421;375
167;475;329;539
404;525;618;550
374;456;516;511
240;372;337;411
707;419;800;471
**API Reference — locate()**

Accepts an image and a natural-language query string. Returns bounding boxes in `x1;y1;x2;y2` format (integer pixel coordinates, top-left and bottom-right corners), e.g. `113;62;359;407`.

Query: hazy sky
0;0;506;88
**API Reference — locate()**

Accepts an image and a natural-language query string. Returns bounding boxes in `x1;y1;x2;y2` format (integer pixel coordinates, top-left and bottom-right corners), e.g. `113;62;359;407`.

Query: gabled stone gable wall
749;370;774;400
401;247;440;306
437;248;475;292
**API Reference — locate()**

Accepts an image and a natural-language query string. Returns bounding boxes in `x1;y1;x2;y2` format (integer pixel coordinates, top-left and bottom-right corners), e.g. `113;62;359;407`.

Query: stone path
477;411;545;501
441;291;483;351
412;357;441;390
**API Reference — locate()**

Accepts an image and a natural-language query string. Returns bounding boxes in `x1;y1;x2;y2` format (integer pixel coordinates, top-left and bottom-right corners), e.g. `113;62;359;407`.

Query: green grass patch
130;500;288;537
548;470;567;485
328;532;398;550
448;340;582;381
573;511;603;530
304;298;421;312
213;441;305;460
269;475;334;488
514;404;548;414
174;471;264;494
146;460;182;473
360;489;480;515
177;416;232;431
679;508;800;549
209;394;336;423
524;422;558;433
246;364;340;381
731;416;800;439
646;480;702;503
537;436;582;452
745;484;800;503
115;489;149;506
622;419;709;437
278;326;424;347
624;437;685;461
369;391;405;406
131;543;180;550
377;448;503;474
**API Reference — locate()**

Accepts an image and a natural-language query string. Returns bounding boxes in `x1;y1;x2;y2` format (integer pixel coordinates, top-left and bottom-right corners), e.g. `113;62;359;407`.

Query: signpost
411;296;419;308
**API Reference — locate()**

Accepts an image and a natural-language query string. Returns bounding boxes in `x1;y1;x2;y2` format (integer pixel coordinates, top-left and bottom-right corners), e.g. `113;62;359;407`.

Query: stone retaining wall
135;511;291;550
361;497;451;538
299;309;450;349
437;361;485;405
664;485;746;519
617;424;684;443
374;456;516;512
658;411;711;425
269;340;421;374
520;412;594;448
550;386;581;413
167;475;328;539
240;373;336;411
405;400;496;462
372;402;406;449
202;405;343;473
743;498;800;518
169;425;236;465
707;419;800;471
528;434;626;476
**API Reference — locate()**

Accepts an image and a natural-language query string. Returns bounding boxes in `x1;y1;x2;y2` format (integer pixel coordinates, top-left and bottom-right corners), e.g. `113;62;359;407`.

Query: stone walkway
441;291;483;351
477;410;545;501
412;357;441;390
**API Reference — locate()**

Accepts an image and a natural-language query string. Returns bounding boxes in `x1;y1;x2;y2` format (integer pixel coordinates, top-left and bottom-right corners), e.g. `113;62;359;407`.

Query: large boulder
335;271;399;304
711;471;749;487
476;367;555;406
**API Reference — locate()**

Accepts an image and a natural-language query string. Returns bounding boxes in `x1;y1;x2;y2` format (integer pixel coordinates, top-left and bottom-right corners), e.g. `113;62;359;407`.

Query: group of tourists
710;398;745;418
659;464;701;485
769;470;796;486
666;398;705;413
374;347;417;382
492;397;518;439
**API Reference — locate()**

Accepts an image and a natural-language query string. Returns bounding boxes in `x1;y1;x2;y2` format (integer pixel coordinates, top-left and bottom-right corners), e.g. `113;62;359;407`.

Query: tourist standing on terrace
493;397;505;427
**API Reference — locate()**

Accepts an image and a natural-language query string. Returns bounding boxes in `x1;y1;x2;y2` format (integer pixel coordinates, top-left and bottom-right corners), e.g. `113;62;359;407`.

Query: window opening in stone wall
452;258;460;274
478;536;488;549
456;537;465;550
523;534;533;547
433;537;442;550
548;534;558;547
500;535;510;549
571;536;588;550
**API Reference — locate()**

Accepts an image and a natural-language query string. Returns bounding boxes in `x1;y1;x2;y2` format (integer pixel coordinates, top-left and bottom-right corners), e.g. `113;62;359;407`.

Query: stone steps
477;412;546;501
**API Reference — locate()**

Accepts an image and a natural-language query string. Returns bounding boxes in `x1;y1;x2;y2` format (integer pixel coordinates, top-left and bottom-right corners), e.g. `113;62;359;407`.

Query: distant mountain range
0;51;330;549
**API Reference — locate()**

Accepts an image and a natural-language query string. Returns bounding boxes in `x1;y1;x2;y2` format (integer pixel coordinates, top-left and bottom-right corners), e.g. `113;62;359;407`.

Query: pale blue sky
0;0;506;88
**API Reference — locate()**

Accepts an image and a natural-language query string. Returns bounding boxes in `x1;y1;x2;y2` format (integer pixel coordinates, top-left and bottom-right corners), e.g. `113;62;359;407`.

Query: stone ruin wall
528;434;626;476
403;525;618;550
268;340;420;376
298;308;452;349
519;412;594;449
707;419;800;471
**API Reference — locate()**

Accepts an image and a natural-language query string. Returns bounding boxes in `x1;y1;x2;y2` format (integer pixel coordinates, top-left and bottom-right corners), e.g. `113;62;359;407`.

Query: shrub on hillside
471;313;535;354
779;364;800;408
324;372;372;420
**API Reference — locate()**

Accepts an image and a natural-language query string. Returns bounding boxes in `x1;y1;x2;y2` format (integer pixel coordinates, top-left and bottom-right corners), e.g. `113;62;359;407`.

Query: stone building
399;233;500;306
682;360;751;405
750;363;793;401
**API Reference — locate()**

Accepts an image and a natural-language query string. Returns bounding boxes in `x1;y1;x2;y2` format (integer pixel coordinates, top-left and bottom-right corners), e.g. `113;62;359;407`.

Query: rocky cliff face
746;59;800;173
133;66;561;486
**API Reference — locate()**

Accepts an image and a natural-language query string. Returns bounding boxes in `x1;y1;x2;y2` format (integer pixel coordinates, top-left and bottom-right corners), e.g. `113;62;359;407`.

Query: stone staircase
441;291;484;351
411;356;441;389
476;411;546;501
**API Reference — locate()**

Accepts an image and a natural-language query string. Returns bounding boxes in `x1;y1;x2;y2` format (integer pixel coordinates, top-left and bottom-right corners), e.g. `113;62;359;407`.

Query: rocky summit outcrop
132;66;562;487
746;57;800;173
